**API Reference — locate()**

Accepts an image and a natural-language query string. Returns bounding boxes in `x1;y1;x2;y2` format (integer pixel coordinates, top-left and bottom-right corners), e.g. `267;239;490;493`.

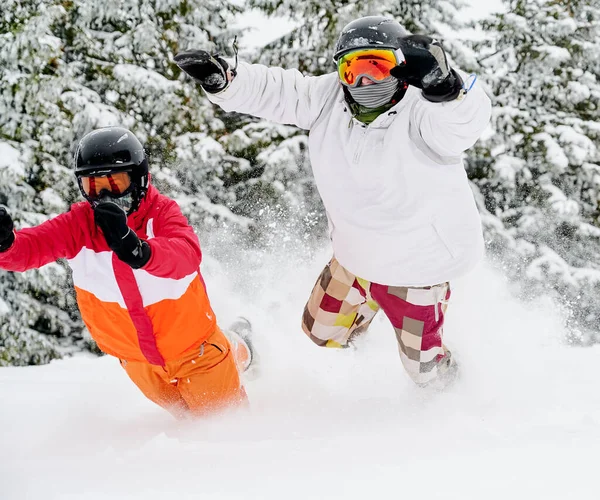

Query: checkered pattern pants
302;257;452;386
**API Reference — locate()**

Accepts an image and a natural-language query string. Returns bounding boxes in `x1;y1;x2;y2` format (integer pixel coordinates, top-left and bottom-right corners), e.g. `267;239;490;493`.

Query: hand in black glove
173;50;231;93
391;35;463;103
0;207;15;252
94;201;150;269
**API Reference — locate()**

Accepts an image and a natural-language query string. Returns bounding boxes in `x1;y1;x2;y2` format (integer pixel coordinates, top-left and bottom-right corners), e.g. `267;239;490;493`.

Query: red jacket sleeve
0;206;85;272
143;199;202;279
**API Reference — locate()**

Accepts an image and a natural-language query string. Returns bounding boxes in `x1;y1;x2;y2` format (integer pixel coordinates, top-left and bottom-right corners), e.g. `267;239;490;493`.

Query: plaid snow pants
302;257;452;386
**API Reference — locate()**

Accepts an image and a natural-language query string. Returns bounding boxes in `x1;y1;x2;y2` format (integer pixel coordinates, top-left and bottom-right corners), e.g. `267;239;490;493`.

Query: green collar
349;101;396;125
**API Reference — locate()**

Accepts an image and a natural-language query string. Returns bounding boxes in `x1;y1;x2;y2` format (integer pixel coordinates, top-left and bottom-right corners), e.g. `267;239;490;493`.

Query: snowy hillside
2;246;599;499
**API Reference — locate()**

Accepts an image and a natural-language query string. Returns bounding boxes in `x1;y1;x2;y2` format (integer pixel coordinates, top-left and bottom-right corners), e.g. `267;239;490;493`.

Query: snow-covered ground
1;241;599;500
2;3;595;499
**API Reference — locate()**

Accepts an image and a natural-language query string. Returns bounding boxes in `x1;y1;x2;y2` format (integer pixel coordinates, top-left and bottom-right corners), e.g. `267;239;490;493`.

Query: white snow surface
1;246;599;500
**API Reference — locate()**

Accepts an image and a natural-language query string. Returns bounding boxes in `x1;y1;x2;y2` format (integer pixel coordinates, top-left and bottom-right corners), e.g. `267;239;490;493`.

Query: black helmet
74;127;149;214
333;16;409;61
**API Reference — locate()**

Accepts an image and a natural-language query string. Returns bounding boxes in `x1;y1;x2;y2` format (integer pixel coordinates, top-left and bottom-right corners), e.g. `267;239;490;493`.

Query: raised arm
174;50;338;130
143;198;202;280
92;198;200;279
391;35;492;163
0;206;84;272
409;73;492;163
206;63;338;130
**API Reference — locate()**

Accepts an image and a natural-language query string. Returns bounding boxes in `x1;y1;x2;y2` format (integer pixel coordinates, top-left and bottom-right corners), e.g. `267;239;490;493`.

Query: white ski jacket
207;62;492;286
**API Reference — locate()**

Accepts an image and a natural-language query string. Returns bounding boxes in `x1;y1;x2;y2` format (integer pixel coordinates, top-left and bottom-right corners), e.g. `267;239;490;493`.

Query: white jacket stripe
132;269;197;306
68;248;126;307
68;247;198;308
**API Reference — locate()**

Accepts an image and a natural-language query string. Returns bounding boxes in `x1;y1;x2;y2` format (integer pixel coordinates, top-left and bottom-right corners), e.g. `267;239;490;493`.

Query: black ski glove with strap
391;35;463;103
173;50;231;93
94;201;150;269
0;207;15;252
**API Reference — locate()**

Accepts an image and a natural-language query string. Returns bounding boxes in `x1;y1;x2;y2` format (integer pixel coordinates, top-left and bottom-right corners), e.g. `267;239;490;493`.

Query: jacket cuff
204;61;248;104
200;55;231;94
132;241;152;270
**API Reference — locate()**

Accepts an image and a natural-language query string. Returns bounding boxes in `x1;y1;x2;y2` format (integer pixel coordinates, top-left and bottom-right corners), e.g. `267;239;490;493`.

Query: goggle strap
107;175;120;194
231;36;239;75
88;177;97;198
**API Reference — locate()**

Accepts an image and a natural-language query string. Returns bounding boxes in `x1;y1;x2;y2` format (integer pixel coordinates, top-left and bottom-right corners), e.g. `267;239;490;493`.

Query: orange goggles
337;49;399;87
80;172;131;199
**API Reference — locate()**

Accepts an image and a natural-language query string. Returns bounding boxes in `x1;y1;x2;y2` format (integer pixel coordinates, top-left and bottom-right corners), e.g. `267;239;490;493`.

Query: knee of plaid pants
301;257;379;348
370;282;452;386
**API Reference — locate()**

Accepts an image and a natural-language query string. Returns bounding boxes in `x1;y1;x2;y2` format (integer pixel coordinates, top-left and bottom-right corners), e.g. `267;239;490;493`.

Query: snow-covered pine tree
0;0;266;365
1;1;85;365
472;0;600;342
249;0;470;74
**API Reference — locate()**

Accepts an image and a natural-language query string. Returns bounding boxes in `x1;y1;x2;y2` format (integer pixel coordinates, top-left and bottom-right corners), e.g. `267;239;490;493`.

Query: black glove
94;201;150;269
173;50;230;93
0;207;15;252
391;35;463;103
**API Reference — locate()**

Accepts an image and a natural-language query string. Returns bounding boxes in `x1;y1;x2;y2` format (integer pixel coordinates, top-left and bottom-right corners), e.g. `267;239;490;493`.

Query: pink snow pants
302;257;453;386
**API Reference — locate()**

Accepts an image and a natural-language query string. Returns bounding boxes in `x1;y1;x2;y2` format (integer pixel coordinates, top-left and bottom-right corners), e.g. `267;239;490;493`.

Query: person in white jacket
174;16;492;388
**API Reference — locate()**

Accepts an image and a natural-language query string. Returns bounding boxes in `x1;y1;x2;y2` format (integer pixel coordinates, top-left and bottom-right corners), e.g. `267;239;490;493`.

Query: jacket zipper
353;125;368;164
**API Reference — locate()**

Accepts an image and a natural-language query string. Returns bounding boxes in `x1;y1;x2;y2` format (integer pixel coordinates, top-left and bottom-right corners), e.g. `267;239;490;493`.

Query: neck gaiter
346;77;399;108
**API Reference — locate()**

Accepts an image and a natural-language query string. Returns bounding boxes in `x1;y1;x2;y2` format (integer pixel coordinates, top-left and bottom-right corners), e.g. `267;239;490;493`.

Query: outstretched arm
206;63;337;130
410;73;492;163
0;206;84;272
174;51;338;131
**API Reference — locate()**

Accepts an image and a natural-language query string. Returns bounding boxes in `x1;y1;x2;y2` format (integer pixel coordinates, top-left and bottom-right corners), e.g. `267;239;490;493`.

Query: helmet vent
112;150;132;164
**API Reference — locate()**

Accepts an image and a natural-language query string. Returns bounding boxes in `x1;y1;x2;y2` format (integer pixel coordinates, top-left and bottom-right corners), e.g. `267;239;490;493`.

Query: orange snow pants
120;326;248;418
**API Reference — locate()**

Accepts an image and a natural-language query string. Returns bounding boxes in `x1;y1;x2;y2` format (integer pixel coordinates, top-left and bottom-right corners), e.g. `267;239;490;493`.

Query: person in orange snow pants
121;326;250;417
0;127;254;418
